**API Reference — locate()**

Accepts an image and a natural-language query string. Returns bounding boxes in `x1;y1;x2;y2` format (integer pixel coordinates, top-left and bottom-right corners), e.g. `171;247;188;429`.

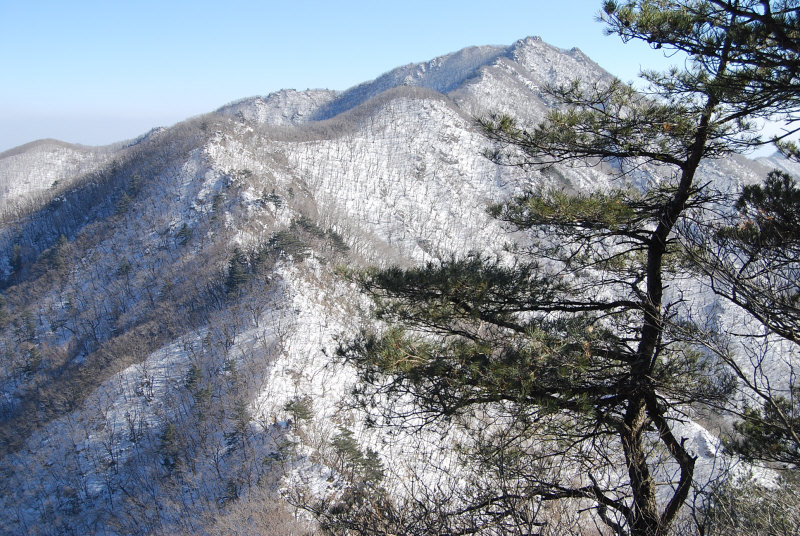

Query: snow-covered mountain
0;36;789;535
0;139;122;216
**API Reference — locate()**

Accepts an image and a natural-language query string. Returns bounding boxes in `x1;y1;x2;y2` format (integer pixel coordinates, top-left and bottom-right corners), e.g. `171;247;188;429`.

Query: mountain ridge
0;35;791;535
210;36;612;131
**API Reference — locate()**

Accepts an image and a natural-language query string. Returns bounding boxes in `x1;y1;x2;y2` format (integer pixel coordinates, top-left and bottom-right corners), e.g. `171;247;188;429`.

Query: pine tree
685;170;800;468
225;247;250;295
336;2;800;535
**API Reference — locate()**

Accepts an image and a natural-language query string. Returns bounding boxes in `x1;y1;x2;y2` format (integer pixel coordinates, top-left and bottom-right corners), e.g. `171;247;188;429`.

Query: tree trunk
621;396;661;536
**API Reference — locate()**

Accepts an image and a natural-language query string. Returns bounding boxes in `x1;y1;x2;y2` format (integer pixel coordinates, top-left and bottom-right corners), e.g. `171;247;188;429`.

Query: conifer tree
685;169;800;467
336;2;800;535
609;1;800;470
225;247;250;295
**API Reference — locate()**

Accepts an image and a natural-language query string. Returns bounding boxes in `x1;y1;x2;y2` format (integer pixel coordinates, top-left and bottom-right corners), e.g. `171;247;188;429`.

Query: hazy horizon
1;0;683;153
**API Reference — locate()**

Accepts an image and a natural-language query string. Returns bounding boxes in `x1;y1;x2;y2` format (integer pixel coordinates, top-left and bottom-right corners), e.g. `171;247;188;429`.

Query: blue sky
0;1;679;152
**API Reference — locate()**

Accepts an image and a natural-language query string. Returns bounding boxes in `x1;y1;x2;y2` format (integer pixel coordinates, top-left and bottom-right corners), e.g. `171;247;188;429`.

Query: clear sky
0;0;682;153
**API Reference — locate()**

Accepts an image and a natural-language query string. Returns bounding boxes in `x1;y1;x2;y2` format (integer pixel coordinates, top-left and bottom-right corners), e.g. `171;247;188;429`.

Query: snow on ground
1;33;797;534
0;140;118;210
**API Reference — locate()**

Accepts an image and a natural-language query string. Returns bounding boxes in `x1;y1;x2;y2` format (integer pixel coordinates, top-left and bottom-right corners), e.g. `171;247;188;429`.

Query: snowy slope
451;36;616;122
310;43;508;121
0;36;794;535
756;151;800;177
0;139;120;214
216;89;339;126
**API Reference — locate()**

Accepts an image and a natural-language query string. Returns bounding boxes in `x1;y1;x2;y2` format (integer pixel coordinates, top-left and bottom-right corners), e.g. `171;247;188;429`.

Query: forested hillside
0;6;798;534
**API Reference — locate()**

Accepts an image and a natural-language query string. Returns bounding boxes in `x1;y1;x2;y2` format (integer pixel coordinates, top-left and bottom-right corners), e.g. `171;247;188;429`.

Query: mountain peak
219;37;612;127
308;43;510;121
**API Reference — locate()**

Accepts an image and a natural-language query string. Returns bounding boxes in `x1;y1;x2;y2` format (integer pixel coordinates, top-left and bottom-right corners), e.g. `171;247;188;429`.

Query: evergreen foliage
691;170;800;344
683;170;800;468
336;2;800;535
225;247;250;295
159;422;180;473
603;0;800;156
261;188;283;208
330;427;385;484
283;395;314;424
114;192;132;215
175;223;193;246
730;387;800;466
267;230;311;259
43;234;69;272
